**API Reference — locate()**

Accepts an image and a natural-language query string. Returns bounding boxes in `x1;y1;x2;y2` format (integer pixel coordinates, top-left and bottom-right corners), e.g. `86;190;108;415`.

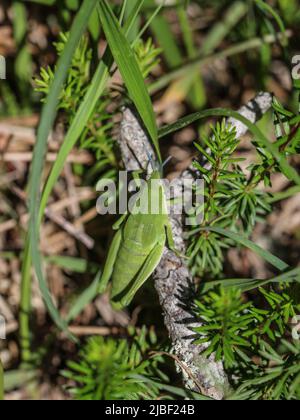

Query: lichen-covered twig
118;92;273;400
227;92;273;137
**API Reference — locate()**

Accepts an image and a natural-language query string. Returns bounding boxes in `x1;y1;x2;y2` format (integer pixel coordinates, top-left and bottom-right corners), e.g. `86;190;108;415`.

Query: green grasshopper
98;169;176;308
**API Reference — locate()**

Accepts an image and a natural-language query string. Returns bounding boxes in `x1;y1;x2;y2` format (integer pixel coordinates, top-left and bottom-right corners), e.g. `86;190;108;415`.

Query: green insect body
99;170;175;308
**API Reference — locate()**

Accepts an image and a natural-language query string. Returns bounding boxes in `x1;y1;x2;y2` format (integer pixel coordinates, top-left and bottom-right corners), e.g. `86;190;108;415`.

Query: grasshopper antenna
162;156;172;168
143;146;157;172
144;146;173;175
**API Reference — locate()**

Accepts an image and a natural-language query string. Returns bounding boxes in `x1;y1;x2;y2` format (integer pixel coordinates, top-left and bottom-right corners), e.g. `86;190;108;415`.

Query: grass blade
66;271;102;323
254;0;288;46
158;108;300;186
202;267;300;293
146;0;182;69
199;227;289;271
39;53;112;220
21;1;147;358
199;1;248;57
40;2;144;218
46;255;98;274
97;0;160;162
28;0;98;338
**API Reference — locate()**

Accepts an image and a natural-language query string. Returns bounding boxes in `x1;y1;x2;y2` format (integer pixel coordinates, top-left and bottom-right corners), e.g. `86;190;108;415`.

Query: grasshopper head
147;151;172;179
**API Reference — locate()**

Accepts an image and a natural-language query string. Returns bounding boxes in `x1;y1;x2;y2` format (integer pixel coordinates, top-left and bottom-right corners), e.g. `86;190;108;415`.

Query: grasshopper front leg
165;219;187;259
112;212;128;230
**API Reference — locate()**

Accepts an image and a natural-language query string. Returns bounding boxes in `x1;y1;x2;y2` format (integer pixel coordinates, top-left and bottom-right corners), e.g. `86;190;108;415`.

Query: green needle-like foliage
35;33;92;116
231;339;300;400
193;285;300;372
187;120;272;277
62;327;167;400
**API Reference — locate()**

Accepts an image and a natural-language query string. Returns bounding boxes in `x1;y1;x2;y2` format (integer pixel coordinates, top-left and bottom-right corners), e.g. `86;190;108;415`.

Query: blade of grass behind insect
46;255;98;274
98;0;161;162
66;270;102;323
158;108;300;186
146;0;205;109
26;0;98;343
119;0;129;24
39;53;112;220
149;1;247;105
124;0;144;42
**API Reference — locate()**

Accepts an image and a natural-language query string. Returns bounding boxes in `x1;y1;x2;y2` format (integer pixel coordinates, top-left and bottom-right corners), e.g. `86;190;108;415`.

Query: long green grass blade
145;0;182;68
97;0;161;162
124;0;145;40
255;0;288;46
150;31;291;94
177;5;206;108
268;185;300;203
40;2;145;218
158;108;300;185
46;255;98;274
199;227;289;271
202;267;300;293
39;54;112;220
20;1;147;356
28;0;98;338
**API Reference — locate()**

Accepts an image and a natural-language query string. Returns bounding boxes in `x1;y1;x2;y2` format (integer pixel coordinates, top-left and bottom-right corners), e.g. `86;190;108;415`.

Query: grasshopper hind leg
113;240;166;308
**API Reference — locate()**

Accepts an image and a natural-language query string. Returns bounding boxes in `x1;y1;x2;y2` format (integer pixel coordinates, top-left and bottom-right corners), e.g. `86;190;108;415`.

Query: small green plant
231;339;300;400
187;80;300;399
187;120;271;277
34;32;161;176
62;327;167;400
135;38;162;79
34;32;117;175
187;85;300;279
193;285;299;370
35;33;92;116
194;287;259;369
